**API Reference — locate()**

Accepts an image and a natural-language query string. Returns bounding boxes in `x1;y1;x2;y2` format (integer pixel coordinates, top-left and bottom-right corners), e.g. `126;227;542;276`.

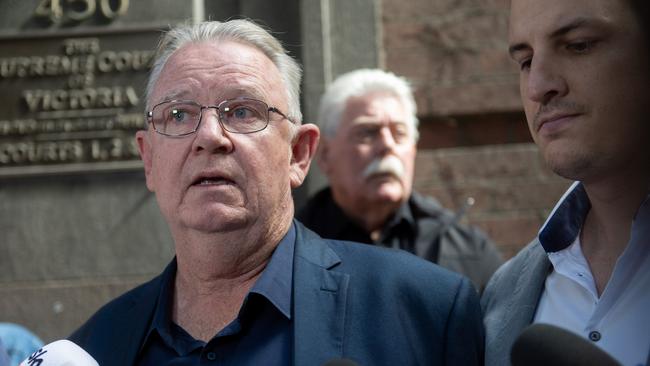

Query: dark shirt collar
383;195;416;235
313;187;416;242
539;182;650;253
248;223;295;319
538;182;591;253
143;223;296;348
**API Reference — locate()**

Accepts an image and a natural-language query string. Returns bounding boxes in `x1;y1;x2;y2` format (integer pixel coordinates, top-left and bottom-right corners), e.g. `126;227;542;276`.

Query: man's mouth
536;113;581;132
192;175;235;186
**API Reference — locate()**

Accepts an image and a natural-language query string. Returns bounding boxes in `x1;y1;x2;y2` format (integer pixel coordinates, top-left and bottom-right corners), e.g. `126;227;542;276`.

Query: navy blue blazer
69;222;484;365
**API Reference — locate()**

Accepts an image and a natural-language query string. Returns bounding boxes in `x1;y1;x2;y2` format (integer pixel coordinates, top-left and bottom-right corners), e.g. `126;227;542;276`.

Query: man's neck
172;254;268;341
170;219;290;341
338;198;402;237
580;172;648;296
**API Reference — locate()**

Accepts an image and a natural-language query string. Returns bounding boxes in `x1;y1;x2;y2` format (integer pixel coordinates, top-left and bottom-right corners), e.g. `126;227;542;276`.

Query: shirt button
589;331;601;342
206;352;217;361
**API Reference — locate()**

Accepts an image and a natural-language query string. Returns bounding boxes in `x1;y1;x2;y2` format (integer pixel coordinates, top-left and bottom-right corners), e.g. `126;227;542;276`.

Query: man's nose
525;55;568;104
376;126;397;153
191;108;234;154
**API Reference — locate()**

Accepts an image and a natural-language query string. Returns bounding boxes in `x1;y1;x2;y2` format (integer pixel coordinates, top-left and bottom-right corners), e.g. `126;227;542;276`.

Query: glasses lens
153;101;201;136
219;99;269;133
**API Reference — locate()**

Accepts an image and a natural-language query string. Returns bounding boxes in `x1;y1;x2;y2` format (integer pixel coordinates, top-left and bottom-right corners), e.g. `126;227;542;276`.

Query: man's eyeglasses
146;97;294;137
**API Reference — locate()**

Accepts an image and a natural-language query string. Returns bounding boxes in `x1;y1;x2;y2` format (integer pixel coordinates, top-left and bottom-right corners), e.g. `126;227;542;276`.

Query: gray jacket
480;239;550;366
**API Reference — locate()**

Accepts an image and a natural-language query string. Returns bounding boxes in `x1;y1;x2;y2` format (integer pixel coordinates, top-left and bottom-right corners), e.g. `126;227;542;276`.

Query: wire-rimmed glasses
146;97;293;137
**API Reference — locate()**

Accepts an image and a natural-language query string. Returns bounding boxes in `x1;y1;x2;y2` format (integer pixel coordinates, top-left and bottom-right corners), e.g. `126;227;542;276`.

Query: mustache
533;100;585;126
362;155;405;179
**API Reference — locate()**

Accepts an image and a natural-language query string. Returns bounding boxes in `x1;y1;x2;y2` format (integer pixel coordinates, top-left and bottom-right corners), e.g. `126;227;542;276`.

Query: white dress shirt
534;183;650;366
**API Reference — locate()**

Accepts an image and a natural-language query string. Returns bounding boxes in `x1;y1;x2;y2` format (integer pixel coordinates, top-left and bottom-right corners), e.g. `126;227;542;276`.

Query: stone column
298;0;383;202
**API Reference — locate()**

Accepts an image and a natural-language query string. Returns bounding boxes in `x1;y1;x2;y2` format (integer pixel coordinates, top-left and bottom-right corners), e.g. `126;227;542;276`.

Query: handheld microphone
19;340;99;366
321;358;359;366
511;323;621;366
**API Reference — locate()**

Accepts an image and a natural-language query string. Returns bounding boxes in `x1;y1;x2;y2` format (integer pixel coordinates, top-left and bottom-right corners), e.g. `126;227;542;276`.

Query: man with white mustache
298;69;503;292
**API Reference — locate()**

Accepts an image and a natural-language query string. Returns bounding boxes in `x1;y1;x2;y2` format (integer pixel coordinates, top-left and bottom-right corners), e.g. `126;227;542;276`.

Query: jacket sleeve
444;276;485;366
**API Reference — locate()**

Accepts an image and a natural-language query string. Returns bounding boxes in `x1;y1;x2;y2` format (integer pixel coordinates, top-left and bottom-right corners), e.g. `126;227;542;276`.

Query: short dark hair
629;0;650;45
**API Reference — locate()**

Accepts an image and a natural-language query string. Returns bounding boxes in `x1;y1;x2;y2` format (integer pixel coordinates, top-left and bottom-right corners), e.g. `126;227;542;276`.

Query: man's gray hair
317;69;419;139
146;19;303;123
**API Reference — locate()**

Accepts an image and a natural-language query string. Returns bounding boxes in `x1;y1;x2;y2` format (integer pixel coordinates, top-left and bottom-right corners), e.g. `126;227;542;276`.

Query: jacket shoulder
328;235;473;297
68;273;162;353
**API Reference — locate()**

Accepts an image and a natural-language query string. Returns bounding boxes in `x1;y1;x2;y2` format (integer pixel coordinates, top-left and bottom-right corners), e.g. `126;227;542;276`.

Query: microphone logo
26;348;47;366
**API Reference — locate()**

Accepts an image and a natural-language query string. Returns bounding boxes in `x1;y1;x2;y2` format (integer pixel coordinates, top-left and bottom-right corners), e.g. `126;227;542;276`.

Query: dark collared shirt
297;187;429;256
136;224;295;366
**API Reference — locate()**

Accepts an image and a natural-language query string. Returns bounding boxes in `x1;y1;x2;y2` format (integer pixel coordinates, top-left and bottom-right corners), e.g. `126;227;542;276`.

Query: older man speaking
68;20;484;366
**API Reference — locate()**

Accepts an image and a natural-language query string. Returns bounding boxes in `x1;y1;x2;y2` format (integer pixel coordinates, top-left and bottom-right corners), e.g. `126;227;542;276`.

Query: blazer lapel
111;263;172;366
495;241;551;361
118;291;159;365
86;276;160;366
292;223;350;366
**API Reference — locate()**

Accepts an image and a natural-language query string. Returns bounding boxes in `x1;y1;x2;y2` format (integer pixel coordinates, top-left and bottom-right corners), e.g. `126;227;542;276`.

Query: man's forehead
342;95;408;123
349;115;408;126
151;40;281;103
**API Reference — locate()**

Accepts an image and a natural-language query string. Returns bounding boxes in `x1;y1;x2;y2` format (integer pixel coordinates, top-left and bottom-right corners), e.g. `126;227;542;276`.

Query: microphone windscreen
19;340;99;366
321;358;359;366
511;323;620;366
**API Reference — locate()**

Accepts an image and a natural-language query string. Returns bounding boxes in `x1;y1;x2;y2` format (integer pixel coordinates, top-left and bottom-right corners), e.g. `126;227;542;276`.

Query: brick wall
381;0;520;116
413;143;572;259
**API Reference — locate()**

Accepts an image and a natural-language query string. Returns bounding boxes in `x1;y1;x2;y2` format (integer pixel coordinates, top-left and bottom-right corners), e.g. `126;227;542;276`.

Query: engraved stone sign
0;29;159;176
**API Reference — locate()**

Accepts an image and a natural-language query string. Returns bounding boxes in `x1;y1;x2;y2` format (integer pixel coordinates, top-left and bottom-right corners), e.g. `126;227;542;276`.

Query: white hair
145;19;303;123
317;69;419;139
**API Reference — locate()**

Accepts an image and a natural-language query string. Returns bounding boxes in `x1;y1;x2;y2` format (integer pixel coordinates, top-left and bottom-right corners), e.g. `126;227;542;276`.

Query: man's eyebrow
549;17;591;39
159;90;191;101
508;43;530;58
508;17;599;58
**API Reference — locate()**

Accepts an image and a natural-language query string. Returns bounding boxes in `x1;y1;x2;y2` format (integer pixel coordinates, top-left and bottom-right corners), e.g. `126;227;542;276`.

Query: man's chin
370;182;406;204
178;206;250;233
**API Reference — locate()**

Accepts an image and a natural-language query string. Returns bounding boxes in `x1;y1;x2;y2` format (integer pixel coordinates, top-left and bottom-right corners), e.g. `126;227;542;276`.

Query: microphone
321;358;359;366
19;340;99;366
511;323;621;366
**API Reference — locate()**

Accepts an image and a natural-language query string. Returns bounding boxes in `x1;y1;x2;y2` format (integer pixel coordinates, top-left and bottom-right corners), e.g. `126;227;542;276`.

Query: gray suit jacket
480;239;550;366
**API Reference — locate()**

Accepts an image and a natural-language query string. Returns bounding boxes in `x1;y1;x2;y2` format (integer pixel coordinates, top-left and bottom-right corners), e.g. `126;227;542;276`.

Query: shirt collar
382;196;416;235
391;196;416;225
143;222;296;346
539;181;591;253
248;222;295;319
314;187;416;239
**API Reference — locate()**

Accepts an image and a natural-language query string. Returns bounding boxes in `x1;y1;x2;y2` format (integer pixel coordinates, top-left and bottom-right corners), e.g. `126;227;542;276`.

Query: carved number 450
34;0;129;23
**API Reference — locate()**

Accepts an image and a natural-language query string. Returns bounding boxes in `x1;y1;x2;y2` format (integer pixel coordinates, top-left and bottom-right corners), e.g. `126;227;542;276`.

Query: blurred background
0;0;570;342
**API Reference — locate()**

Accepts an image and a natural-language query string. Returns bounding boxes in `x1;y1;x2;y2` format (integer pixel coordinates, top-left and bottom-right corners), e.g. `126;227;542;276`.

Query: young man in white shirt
481;1;650;365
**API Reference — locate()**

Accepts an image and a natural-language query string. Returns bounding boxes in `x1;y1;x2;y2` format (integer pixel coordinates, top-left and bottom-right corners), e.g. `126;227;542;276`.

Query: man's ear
136;130;156;192
289;123;320;188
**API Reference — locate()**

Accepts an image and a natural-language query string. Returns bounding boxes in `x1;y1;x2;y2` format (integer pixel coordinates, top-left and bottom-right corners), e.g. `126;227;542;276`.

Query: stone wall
382;0;519;116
